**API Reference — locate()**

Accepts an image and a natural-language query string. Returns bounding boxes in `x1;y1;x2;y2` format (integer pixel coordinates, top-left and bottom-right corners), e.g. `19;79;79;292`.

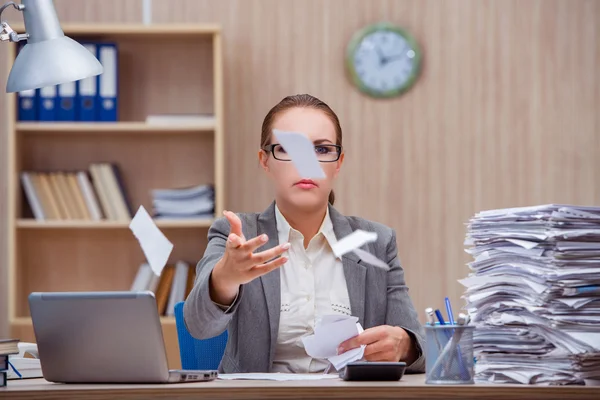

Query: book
20;172;45;220
0;355;8;371
76;171;103;220
89;164;117;220
38;173;62;219
166;261;189;316
152;184;214;219
0;339;19;356
154;265;175;315
145;114;215;126
6;357;42;380
185;265;196;298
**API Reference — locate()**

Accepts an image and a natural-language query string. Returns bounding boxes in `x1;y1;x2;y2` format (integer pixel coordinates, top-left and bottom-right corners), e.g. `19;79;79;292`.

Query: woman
184;94;425;374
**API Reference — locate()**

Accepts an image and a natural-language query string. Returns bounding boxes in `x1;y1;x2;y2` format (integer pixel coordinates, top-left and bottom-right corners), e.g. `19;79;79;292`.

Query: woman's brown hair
260;94;342;205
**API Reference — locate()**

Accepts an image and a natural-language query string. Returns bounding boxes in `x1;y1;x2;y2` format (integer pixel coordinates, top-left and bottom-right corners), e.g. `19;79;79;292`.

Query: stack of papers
461;204;600;385
152;184;214;219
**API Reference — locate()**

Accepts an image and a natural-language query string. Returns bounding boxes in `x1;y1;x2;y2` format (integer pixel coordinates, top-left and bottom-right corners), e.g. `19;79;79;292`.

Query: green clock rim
346;22;422;98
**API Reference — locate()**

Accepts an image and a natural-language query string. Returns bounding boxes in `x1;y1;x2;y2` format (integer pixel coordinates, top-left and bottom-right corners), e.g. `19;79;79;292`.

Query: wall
1;0;599;336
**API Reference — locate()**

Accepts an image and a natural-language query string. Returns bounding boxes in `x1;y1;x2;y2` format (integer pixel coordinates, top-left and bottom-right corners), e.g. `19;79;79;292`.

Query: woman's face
258;107;344;212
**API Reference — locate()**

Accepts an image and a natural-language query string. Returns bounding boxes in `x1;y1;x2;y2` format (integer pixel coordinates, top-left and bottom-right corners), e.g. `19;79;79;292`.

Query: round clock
346;22;422;98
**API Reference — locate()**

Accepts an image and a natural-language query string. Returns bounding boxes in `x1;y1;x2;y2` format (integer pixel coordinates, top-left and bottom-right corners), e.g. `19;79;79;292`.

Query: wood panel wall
1;0;598;336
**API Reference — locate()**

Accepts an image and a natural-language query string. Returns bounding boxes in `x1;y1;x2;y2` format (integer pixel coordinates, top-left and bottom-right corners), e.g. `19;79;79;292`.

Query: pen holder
425;325;475;385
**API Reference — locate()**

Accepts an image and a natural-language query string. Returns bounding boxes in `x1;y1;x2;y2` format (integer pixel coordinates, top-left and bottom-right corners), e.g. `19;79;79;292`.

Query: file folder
97;43;118;122
17;89;37;121
57;81;77;121
77;43;98;121
38;86;57;121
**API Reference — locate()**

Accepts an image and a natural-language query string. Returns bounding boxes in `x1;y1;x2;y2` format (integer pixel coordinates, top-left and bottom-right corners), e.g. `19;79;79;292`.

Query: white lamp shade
7;36;103;93
5;0;103;93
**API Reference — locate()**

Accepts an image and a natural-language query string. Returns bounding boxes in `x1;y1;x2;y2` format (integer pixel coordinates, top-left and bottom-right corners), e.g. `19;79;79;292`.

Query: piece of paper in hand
273;129;326;179
353;248;389;270
331;229;378;258
327;324;365;371
302;315;365;370
129;206;173;276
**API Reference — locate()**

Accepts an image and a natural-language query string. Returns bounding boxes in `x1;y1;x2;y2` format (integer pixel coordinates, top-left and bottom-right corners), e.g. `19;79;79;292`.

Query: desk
1;374;598;400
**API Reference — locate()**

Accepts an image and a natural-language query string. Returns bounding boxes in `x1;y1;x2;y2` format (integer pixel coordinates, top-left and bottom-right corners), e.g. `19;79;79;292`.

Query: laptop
28;291;218;383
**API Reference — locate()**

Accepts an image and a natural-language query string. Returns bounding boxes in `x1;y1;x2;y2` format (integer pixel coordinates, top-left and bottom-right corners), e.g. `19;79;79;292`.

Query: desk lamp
0;0;102;93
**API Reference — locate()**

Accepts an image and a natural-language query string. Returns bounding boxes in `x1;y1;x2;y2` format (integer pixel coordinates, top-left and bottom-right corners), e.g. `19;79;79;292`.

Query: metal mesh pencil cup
425;325;475;384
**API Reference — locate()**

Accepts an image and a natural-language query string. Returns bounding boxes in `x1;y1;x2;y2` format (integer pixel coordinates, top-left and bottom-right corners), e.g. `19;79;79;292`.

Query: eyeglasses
263;143;342;162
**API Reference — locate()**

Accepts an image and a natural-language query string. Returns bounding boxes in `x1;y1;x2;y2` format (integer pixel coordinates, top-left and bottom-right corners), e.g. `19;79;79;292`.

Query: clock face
346;23;421;98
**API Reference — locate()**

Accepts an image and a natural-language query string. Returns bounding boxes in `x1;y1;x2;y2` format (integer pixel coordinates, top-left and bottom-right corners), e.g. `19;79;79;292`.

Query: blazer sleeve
183;216;245;339
385;229;426;373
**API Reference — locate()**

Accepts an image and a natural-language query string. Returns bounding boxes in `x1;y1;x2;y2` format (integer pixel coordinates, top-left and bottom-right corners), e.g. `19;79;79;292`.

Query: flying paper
273;129;326;179
129;205;173;276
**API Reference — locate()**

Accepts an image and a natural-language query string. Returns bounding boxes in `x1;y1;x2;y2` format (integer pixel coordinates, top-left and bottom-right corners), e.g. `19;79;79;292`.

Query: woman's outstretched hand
210;210;290;305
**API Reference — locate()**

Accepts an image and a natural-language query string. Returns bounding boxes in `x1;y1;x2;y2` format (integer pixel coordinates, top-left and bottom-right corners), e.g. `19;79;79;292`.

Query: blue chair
174;301;228;370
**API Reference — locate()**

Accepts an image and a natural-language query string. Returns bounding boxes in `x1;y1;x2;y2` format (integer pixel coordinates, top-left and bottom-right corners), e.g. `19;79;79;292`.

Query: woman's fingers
223;210;244;238
251;243;291;264
226;233;244;249
250;255;288;277
241;234;269;252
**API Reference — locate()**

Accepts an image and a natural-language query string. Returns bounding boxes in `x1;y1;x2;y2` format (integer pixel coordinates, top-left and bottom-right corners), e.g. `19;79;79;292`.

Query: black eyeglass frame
262;143;343;162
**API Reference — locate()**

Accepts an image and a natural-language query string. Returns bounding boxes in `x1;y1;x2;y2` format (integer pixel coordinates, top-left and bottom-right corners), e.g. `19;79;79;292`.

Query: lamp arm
0;1;29;42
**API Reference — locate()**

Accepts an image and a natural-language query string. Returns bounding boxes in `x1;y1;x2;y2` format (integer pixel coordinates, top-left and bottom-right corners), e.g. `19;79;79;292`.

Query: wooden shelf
16;219;214;229
12;24;221;36
17;122;216;133
13;316;177;325
7;24;224;371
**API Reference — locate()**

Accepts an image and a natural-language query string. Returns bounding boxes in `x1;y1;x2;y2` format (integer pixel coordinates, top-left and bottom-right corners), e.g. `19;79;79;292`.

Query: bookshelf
5;25;225;369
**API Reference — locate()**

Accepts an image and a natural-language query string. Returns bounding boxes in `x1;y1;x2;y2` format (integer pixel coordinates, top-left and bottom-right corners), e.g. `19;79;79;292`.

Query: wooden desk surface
1;374;598;400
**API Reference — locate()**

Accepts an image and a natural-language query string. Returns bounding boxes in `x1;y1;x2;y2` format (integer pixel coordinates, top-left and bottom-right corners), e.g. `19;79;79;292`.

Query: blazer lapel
257;202;281;369
329;205;367;326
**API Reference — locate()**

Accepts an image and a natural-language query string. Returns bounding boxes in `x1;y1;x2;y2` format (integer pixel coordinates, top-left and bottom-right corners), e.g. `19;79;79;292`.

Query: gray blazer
183;202;425;373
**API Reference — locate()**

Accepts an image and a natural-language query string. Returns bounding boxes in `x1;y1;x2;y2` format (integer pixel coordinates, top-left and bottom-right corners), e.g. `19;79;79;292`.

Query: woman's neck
276;200;328;248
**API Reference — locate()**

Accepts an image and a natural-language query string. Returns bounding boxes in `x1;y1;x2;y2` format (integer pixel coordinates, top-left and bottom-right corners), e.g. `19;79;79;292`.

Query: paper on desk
273;129;325;179
129;205;173;276
218;373;339;381
302;315;365;370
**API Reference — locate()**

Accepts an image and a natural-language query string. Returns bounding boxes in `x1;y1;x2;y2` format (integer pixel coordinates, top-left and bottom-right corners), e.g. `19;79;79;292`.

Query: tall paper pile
462;204;600;385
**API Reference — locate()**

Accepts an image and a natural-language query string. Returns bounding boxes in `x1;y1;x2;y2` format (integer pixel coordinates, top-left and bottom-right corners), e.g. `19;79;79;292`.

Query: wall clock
346;22;422;98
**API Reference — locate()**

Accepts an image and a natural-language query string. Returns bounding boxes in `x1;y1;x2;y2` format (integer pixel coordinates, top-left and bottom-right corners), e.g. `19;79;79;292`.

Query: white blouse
270;205;352;373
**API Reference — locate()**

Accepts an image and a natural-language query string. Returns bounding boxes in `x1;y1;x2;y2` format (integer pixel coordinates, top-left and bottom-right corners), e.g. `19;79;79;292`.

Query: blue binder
17;89;37;121
57;81;77;121
38;86;57;121
97;43;118;122
77;43;98;121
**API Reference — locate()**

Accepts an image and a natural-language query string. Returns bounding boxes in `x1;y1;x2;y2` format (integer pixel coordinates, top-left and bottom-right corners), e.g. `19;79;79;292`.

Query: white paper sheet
302;315;365;370
129;205;173;276
272;129;325;179
505;238;540;250
352;248;389;270
331;230;377;258
218;373;339;381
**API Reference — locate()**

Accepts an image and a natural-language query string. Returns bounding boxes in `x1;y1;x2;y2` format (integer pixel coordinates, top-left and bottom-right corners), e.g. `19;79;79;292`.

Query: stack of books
151;184;214;220
130;261;196;316
1;339;19;386
21;162;132;221
462;204;600;385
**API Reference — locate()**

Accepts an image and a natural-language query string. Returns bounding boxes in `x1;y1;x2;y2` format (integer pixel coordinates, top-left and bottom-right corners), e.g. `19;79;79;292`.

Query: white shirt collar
275;204;337;247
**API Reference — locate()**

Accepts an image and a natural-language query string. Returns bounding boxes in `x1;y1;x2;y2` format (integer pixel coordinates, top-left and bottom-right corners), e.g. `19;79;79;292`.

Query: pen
425;307;435;325
434;309;446;325
445;297;455;326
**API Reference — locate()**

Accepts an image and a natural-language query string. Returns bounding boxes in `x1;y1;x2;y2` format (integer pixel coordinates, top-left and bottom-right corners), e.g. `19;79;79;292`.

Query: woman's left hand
337;325;418;364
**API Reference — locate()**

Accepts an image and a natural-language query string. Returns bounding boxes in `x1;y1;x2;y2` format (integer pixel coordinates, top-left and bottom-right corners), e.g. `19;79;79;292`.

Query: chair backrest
174;301;228;370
